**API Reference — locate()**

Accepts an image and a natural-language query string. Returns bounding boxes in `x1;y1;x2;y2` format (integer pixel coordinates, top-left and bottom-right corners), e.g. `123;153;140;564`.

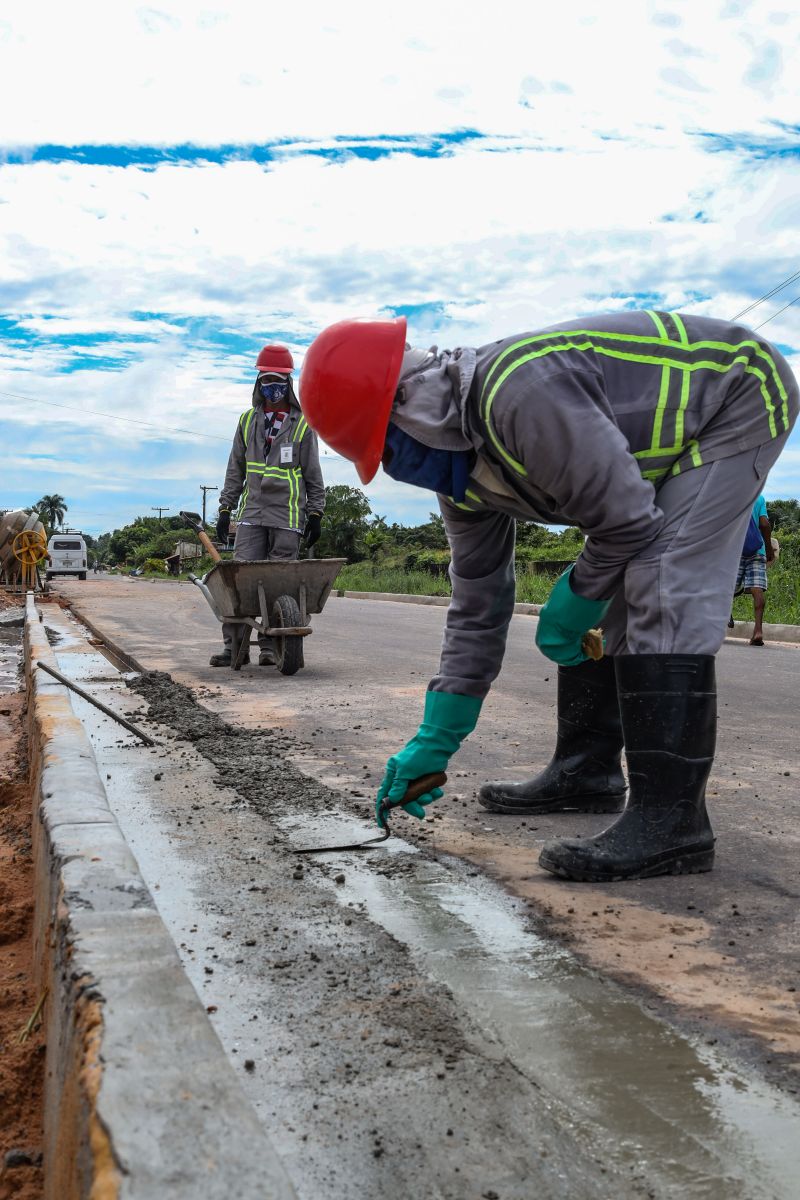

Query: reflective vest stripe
240;409;256;442
479;324;786;481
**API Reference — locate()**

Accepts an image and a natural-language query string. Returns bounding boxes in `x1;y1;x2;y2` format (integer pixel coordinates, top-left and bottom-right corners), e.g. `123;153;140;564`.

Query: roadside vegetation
76;489;800;623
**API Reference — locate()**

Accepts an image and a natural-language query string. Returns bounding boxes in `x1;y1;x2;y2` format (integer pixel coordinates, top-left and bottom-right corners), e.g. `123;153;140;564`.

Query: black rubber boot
479;657;626;815
258;638;277;666
209;648;249;667
538;654;717;881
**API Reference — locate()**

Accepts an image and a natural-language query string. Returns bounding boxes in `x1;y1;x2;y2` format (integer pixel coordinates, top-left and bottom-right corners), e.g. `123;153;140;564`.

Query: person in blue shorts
730;493;775;646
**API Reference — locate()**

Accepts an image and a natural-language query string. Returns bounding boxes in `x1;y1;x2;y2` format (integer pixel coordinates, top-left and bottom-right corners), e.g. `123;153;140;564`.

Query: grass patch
336;562;561;605
731;561;800;625
337;563;451;597
342;560;800;624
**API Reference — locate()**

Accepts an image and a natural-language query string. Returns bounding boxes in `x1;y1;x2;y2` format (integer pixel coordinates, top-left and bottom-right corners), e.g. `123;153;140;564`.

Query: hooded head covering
390;345;477;452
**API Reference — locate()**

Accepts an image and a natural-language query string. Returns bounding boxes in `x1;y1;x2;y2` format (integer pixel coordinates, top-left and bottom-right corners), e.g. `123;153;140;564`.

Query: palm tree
35;494;68;530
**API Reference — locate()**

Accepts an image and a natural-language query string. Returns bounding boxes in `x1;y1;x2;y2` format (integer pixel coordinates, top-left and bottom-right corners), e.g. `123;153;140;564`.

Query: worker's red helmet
255;344;294;374
300;317;407;484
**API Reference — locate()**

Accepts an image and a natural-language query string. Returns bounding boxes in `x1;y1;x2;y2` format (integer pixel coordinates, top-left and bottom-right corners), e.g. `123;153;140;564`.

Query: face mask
259;379;289;406
382;424;470;502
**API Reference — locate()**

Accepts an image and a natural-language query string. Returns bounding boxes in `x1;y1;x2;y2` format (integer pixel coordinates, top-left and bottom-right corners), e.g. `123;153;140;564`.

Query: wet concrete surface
0;607;24;698
53;576;800;1095
42;598;800;1198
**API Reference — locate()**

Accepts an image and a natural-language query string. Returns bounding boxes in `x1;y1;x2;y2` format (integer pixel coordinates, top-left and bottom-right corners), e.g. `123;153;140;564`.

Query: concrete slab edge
336;588;543;616
55;601;147;675
24;595;296;1200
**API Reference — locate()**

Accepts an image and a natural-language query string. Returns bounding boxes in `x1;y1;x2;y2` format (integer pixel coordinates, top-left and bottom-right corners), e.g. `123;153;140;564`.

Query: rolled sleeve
430;501;517;699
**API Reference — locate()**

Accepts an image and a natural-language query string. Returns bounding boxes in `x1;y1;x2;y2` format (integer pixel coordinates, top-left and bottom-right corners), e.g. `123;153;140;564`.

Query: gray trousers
603;435;790;656
222;525;301;650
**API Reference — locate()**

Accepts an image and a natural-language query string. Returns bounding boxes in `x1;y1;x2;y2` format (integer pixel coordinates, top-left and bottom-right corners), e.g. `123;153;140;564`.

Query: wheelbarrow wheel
272;594;304;676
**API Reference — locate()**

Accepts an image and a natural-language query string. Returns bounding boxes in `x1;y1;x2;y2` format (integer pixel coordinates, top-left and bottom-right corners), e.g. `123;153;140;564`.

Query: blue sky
1;0;799;535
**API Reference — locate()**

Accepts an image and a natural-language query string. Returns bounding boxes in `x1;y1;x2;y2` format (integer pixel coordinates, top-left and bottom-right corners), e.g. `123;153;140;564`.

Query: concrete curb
334;591;800;644
336;589;543;616
725;619;800;646
25;596;295;1200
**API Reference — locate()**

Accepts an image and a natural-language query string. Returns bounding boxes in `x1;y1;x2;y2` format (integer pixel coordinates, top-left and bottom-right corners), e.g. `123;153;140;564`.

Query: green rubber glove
535;566;612;667
376;690;483;827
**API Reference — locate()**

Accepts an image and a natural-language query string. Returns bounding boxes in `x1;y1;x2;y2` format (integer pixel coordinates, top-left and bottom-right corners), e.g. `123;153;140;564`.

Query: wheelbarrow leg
230;623;250;671
257;582;277;668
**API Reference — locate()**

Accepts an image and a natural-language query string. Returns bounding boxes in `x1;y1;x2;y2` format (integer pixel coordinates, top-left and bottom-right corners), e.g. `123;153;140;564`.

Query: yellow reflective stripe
669;439;703;478
650;364;672;453
646;310;668;339
242;465;303;526
240;409;255;442
292;417;308;443
483;342;782;475
483;329;786;423
670;312;689;345
641;468;670;481
673;366;692;447
290;468;298;527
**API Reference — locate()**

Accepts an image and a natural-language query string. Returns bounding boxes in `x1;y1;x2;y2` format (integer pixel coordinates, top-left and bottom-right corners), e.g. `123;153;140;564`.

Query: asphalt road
57;575;800;1091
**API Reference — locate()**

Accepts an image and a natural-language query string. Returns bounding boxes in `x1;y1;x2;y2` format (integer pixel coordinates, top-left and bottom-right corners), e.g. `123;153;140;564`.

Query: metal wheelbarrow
180;511;345;676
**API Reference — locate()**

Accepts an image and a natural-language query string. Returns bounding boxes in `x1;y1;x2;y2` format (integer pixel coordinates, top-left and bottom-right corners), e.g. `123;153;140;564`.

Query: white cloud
0;1;797;144
1;0;799;533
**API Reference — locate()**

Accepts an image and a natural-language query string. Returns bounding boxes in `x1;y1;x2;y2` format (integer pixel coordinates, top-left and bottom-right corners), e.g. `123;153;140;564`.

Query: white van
47;533;88;581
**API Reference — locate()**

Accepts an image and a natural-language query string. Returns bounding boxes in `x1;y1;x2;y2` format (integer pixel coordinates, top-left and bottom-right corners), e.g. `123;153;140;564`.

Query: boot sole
479;792;626;816
538;845;715;882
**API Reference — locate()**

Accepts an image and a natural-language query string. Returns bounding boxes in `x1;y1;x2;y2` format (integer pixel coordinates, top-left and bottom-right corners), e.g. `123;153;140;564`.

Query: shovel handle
179;510;223;563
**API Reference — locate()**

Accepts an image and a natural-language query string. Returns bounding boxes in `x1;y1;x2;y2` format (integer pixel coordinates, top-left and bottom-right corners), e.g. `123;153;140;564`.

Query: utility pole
151;506;169;529
200;485;219;527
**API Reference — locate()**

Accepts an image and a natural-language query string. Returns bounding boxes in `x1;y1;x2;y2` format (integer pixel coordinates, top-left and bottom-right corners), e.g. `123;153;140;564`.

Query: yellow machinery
13;528;49;591
0;512;48;592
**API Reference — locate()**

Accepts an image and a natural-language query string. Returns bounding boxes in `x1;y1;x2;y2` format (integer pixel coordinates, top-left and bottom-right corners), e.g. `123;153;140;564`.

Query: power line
0;386;230;442
0;381;341;454
731;267;800;323
751;293;800;333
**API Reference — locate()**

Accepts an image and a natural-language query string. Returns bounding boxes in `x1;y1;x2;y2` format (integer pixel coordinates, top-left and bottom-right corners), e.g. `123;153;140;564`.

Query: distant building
165;539;203;576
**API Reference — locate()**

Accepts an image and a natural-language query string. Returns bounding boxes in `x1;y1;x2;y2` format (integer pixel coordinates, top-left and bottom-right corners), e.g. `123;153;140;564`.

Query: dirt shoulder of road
0;682;45;1200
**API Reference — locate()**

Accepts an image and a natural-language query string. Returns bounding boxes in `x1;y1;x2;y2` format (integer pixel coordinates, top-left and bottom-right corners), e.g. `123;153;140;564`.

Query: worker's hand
303;512;322;548
216;509;231;543
536;567;612;667
375;691;482;827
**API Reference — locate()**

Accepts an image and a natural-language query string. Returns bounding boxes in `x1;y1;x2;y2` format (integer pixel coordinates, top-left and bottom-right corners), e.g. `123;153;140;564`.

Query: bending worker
212;343;325;667
301;311;798;881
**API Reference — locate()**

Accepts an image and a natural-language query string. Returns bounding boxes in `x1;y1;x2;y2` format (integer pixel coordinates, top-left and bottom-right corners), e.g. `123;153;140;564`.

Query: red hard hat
255;344;294;374
300;317;407;484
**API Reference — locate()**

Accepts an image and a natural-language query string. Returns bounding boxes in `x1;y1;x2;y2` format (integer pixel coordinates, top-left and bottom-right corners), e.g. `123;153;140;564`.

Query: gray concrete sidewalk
26;595;295;1200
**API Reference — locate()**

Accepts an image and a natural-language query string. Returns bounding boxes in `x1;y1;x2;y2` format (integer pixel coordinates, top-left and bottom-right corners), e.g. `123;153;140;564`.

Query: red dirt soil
0;678;45;1200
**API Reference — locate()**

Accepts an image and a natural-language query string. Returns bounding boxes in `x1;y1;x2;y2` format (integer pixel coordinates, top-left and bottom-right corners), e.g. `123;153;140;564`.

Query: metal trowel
294;772;448;854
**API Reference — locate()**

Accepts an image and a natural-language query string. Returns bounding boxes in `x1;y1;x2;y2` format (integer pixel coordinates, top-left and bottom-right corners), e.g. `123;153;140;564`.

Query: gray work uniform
219;383;326;531
391;311;798;699
218;383;326;652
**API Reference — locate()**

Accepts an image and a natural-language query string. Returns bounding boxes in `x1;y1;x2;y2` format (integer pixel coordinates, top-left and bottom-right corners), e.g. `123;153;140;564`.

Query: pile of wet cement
129;669;363;823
